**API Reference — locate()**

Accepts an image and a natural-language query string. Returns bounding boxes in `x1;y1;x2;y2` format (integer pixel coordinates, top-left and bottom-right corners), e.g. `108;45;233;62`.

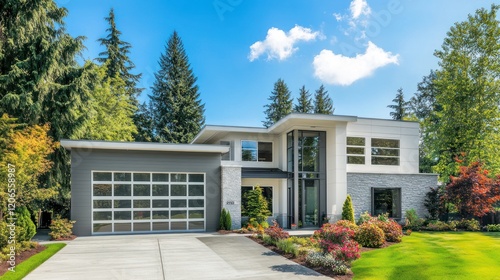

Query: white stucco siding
346;118;419;174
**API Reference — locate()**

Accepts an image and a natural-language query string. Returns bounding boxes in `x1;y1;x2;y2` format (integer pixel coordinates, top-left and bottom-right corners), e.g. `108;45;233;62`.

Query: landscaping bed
0;244;45;276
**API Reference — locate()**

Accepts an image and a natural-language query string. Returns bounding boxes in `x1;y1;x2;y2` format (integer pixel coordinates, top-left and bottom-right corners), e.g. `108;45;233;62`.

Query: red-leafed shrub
264;221;289;242
375;219;403;242
314;223;360;262
335;220;358;231
355;222;385;248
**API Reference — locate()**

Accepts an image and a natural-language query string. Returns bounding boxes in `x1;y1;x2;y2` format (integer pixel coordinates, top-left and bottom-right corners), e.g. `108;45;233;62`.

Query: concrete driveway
25;233;331;280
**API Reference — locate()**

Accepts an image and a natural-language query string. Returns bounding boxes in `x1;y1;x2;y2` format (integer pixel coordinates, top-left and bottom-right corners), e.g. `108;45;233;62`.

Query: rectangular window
220;141;233;161
241;186;273;216
372;188;401;219
346;137;365;164
371;138;400;166
241;141;273;162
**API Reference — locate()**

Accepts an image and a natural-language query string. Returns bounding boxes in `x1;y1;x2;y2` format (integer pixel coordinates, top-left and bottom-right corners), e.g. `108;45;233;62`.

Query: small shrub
355;222;385;248
314;223;355;245
248;218;259;228
377;213;389;222
425;220;452;231
289;236;312;247
276;239;299;256
357;211;372;225
485;224;500;232
219;208;232;230
405;209;424;230
260;220;270;229
321;239;360;262
262;234;275;245
341;195;355;223
49;217;75;240
375;219;403;242
335;220;358;231
404;229;412;236
331;261;349;275
15;206;36;242
454;219;480;231
306;251;335;267
264;220;289;242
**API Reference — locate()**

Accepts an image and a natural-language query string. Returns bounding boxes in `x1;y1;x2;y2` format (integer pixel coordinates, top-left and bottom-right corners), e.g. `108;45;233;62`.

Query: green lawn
1;243;66;280
352;232;500;280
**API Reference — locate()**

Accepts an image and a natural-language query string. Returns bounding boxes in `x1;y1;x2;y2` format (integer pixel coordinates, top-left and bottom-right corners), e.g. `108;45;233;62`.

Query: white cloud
248;25;320;61
350;0;371;19
313;41;399;86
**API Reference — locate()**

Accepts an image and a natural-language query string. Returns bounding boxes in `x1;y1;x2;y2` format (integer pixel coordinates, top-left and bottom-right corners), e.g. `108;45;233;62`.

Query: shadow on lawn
387;265;427;280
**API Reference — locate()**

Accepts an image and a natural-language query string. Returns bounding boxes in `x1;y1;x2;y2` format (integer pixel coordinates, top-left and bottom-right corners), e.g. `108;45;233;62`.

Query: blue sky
59;0;498;127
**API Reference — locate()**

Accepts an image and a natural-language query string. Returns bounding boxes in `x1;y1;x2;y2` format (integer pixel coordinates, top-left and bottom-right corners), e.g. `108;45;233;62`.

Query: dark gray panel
70;148;221;236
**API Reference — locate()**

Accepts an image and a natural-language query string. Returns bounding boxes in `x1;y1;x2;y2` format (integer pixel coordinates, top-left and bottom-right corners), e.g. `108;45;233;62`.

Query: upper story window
241;141;273;162
346;137;365;164
371;138;400;165
220;141;233;161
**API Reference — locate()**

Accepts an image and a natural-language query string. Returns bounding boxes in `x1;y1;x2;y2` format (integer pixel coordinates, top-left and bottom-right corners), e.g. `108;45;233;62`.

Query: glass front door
299;179;319;227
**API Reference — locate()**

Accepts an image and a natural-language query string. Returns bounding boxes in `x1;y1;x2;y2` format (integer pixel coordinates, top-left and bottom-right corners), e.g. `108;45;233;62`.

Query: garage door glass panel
171;210;187;219
152;185;169;196
114;200;131;208
134;211;151;220
92;171;205;234
114;173;131;181
133;173;150;182
189;221;204;230
189;174;204;182
114;184;131;196
189;199;204;207
114;223;131;232
93;184;112;196
93;211;112;220
153;173;169;182
189;185;204;196
171;222;186;230
153;222;169;231
171;174;187;182
134;200;150;208
189;210;204;218
153;211;169;219
171;185;187;196
114;211;131;220
94;200;111;209
133;223;150;231
93;172;112;181
133;184;150;196
152;200;169;208
94;223;112;233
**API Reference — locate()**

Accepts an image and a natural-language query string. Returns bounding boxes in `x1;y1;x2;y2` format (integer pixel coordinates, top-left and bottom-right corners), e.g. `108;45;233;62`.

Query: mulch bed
53;235;77;241
249;236;397;279
0;244;46;276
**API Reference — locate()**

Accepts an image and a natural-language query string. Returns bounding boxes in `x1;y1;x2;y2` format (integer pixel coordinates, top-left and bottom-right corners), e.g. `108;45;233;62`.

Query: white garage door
91;171;205;234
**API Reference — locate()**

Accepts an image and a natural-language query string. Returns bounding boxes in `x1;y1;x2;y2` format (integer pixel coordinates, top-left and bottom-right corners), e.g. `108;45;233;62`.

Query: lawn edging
1;243;66;280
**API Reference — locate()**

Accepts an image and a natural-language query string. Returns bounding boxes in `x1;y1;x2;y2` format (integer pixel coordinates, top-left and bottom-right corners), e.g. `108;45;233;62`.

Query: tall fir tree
133;102;155;142
387;88;410;120
313;85;334;114
97;8;142;100
425;4;500;180
150;31;205;143
0;0;93;216
263;79;293;128
293;85;313;113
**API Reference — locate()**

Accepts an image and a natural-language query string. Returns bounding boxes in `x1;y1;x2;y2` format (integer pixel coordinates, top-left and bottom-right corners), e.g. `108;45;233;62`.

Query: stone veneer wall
221;165;242;229
347;173;438;220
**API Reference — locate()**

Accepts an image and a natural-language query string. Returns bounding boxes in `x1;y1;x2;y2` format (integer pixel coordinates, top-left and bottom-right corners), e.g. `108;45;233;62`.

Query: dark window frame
371;187;402;219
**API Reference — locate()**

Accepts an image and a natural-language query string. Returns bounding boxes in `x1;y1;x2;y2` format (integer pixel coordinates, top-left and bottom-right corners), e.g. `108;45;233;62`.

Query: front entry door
299;179;319;227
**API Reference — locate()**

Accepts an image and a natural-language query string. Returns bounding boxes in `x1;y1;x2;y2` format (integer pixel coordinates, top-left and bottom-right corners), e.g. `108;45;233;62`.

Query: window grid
346;137;365;165
92;171;205;234
371;138;400;166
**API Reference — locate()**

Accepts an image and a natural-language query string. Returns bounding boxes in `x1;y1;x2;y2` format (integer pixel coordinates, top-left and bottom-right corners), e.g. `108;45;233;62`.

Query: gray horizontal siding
70;148;221;236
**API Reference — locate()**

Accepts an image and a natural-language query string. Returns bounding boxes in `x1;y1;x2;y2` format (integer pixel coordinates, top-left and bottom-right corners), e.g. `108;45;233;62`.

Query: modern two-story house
62;113;438;236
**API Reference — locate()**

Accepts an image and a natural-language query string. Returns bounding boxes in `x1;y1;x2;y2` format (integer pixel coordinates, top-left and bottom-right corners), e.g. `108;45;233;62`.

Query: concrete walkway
25;233;330;280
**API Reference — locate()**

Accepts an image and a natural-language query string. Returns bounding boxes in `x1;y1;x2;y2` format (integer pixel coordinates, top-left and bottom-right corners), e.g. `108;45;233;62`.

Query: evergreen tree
81;63;137;141
263;79;293;128
341;195;355;223
243;186;271;223
133;102;155;142
427;4;500;179
97;8;142;100
0;0;93;216
314;85;334;114
150;31;205;143
387;88;410;120
293;85;313;113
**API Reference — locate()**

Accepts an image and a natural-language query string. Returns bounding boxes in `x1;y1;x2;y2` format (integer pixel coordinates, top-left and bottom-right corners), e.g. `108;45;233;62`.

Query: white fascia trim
60;140;230;153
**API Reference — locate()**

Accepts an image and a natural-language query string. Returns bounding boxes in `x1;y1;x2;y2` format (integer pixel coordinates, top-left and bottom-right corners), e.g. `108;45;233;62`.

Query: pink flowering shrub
374;219;403;242
314;223;360;262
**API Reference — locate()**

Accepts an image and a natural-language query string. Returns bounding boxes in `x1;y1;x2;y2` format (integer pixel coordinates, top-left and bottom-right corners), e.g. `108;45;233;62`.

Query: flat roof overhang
60;140;230;154
241;168;289;179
